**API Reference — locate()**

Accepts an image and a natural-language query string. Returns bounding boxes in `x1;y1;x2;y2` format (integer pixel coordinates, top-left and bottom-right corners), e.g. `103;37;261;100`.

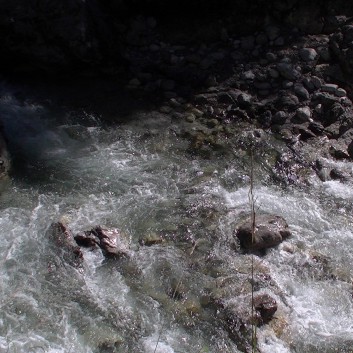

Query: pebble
266;52;277;62
269;68;279;78
311;76;322;89
299;48;318;61
277;62;301;80
303;77;315;91
268;68;279;78
282;81;294;89
335;88;346;97
242;70;255;80
294;84;310;100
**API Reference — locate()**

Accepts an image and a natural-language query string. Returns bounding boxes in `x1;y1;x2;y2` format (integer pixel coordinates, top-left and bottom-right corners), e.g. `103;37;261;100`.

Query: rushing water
0;84;353;353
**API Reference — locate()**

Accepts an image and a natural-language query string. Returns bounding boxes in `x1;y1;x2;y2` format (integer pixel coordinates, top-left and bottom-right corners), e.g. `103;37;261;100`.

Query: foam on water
1;88;353;352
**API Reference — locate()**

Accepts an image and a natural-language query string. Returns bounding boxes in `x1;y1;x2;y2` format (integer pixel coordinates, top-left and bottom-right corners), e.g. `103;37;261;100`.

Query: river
0;82;353;353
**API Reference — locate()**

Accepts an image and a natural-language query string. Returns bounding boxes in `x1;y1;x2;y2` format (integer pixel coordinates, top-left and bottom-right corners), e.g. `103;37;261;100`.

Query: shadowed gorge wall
0;0;352;74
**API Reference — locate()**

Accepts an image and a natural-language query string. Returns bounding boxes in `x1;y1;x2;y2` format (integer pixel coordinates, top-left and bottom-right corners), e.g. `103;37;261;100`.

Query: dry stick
248;149;257;353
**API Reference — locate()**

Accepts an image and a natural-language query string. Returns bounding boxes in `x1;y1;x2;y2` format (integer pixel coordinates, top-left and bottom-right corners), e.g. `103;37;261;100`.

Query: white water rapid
0;86;353;353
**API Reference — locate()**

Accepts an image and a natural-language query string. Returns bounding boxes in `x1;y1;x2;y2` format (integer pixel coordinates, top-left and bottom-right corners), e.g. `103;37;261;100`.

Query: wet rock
48;222;83;267
74;231;98;248
139;232;164;246
329;140;350;159
236;214;291;251
348;140;353;159
253;294;277;325
91;226;130;258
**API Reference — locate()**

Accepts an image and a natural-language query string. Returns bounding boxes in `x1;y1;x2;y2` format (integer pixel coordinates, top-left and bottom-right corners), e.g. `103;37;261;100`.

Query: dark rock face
0;128;10;186
0;0;120;72
236;214;291;251
1;1;353;74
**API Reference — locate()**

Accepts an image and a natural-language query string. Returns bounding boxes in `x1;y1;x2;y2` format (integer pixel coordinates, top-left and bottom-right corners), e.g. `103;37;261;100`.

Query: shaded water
0;85;353;353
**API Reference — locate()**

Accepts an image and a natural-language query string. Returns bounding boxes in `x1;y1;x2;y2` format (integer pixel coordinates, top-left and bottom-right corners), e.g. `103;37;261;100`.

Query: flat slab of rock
236;214;290;251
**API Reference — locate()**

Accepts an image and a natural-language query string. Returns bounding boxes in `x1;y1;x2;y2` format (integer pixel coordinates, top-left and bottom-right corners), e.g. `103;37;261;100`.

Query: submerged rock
48;222;83;267
236;214;291;251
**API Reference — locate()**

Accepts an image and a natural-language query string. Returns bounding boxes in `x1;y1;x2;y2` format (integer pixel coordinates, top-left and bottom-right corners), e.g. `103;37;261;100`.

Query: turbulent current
0;86;353;353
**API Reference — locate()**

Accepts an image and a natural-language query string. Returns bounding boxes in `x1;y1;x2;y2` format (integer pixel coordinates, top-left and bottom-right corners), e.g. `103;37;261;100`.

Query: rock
294;84;310;100
139;232;164;246
48;222;83;267
253;294;277;325
276;62;301;81
322;83;339;93
242;70;255;80
335;88;346;97
272;111;287;125
295;106;312;122
269;68;279;78
74;231;98;248
302;77;315;91
0;129;10;187
236;214;291;251
299;48;318;61
309;121;325;135
237;93;253;108
311;76;322;89
348;140;353;158
329;140;350;159
275;92;299;109
91;226;130;258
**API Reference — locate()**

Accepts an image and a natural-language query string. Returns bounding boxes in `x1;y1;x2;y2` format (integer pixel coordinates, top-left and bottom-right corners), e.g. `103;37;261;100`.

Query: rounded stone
296;106;312;122
299;48;318;61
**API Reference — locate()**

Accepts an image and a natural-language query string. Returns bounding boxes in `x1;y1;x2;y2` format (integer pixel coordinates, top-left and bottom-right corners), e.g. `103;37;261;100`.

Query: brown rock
253;294;277;325
92;226;130;258
236;214;290;251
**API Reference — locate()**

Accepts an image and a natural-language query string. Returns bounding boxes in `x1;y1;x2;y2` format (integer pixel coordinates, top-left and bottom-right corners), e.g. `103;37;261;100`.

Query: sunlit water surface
0;89;353;353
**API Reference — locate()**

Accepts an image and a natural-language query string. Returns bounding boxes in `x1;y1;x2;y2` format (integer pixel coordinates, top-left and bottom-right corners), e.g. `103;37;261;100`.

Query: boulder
236;214;291;251
91;226;130;258
253;293;277;325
